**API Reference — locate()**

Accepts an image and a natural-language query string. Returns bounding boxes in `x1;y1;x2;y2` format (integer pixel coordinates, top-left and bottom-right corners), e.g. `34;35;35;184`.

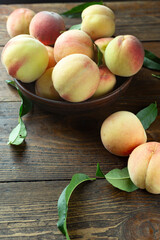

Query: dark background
0;0;155;4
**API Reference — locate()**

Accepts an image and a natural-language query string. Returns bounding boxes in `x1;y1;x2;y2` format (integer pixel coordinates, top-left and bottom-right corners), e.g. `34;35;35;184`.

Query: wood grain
0;2;160;239
0;180;159;239
0;1;160;46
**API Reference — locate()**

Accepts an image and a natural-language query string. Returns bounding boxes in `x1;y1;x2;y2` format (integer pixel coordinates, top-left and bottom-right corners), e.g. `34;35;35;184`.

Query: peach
52;54;100;102
35;67;60;100
1;36;49;83
104;35;144;77
100;111;147;156
6;8;35;38
45;46;56;69
95;37;113;55
54;30;94;62
128;142;160;194
29;11;65;46
81;5;115;40
92;66;116;98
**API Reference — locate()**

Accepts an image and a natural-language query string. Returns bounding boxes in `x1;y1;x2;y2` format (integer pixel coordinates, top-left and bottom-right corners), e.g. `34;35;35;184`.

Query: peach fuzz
7;8;35;38
81;5;115;40
29;11;65;46
1;36;49;83
54;30;94;63
35;67;60;100
45;46;56;69
100;111;147;156
104;35;144;77
92;66;116;98
52;54;100;102
128;142;160;194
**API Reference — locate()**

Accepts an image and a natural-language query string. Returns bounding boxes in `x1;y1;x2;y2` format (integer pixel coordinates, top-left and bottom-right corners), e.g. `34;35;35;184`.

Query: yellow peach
54;30;94;62
104;35;144;77
81;5;115;40
128;142;160;194
1;36;49;83
100;111;147;156
52;54;100;102
35;67;60;100
7;8;35;37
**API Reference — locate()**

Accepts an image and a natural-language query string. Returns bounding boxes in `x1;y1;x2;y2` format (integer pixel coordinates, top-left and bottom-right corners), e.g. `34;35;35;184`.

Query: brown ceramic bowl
14;76;132;114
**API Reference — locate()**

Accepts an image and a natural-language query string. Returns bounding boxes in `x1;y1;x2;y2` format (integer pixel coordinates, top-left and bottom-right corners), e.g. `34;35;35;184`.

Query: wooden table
0;1;160;239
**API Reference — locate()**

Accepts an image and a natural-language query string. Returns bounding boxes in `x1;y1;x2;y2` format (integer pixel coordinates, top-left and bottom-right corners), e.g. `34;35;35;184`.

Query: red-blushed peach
92;66;116;98
29;11;65;46
45;46;56;69
1;36;49;83
95;37;113;55
100;111;147;156
128;142;160;194
52;54;100;102
81;5;115;40
104;35;144;77
35;67;60;100
7;8;35;37
54;30;94;62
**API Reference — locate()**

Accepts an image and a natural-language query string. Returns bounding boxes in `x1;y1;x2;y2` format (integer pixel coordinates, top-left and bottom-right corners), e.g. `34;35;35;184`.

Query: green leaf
152;74;160;79
69;23;81;30
95;44;103;67
136;102;158;130
6;79;16;88
57;173;95;239
96;163;105;178
105;167;138;192
6;79;32;145
143;49;160;70
61;1;103;18
18;90;32;117
8;118;27;145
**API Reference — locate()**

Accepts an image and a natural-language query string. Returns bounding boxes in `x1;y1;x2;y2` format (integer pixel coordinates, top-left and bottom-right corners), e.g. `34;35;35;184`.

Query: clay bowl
14;76;132;114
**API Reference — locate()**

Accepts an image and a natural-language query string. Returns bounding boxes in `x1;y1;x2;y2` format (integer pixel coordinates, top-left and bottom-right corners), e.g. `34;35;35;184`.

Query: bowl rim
14;76;132;108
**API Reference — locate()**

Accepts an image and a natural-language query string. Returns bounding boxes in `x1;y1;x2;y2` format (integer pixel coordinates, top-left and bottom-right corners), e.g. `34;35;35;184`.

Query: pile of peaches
3;5;159;195
1;4;144;103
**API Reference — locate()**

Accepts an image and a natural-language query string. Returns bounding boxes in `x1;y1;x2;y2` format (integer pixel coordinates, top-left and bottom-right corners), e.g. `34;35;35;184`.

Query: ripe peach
45;46;56;69
104;35;144;77
1;36;49;83
100;111;147;156
54;30;94;62
95;37;113;55
81;5;115;40
92;66;116;98
52;54;100;102
35;67;60;100
128;142;160;194
29;11;66;46
7;8;35;38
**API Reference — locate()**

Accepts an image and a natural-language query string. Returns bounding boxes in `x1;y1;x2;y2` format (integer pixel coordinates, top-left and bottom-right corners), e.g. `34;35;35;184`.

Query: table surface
0;1;160;239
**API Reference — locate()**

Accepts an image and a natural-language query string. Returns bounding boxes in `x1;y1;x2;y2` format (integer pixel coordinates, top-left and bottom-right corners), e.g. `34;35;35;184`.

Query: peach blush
52;54;100;102
1;36;49;83
104;35;144;77
29;11;65;46
54;30;94;62
128;142;160;194
6;8;35;37
92;66;116;98
100;111;147;156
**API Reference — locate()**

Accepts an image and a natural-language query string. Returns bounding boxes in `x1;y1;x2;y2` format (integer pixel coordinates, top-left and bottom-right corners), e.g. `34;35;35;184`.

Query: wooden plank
0;1;160;46
0;180;159;239
1;42;160;102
